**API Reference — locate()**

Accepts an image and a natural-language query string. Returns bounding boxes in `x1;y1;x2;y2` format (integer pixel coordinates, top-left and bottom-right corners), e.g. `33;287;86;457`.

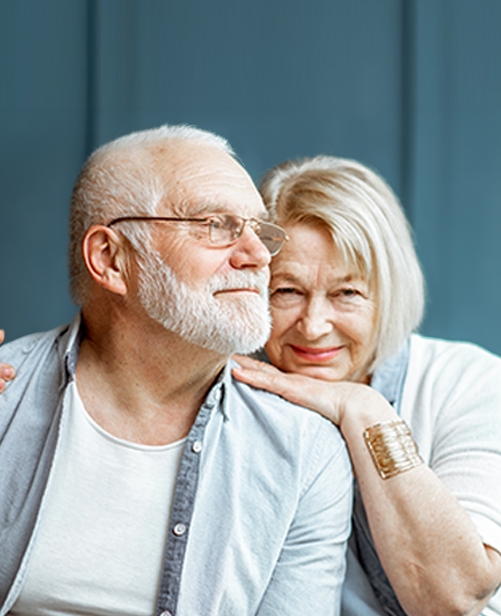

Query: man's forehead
153;140;265;218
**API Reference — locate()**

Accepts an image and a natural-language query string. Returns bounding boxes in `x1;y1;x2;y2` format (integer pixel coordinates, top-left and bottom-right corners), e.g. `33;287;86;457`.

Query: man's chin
200;320;271;357
215;291;268;308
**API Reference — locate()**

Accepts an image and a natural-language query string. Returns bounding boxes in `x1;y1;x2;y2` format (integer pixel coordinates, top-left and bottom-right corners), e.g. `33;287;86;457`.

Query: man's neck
75;313;227;446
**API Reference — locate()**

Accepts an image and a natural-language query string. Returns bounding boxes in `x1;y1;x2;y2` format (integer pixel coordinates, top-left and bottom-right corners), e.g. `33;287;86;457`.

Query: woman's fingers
232;354;297;393
232;354;281;377
0;330;16;393
232;355;342;423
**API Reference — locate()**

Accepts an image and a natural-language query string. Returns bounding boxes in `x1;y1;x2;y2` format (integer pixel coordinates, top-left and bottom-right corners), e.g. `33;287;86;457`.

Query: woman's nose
296;298;334;340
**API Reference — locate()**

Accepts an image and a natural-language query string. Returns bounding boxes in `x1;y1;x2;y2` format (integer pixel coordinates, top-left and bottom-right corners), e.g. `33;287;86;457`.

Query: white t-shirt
11;381;185;616
343;334;501;615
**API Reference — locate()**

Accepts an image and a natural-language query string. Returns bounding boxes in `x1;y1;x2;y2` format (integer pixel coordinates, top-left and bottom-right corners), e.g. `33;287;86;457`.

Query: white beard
137;247;271;355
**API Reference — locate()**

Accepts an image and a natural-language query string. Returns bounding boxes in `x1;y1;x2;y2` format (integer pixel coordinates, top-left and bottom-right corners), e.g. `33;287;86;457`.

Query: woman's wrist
337;385;396;438
363;420;424;479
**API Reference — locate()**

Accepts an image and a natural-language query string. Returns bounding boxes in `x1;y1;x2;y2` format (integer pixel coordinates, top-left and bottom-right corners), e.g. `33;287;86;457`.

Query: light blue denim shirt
0;315;353;616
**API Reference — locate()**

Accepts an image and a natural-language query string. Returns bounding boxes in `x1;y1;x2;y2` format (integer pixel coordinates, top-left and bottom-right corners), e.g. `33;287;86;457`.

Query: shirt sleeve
255;421;353;616
408;339;501;556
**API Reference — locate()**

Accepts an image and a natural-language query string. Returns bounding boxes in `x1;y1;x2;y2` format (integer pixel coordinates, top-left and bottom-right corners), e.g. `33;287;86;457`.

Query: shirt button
160;611;172;616
173;523;187;536
192;440;203;453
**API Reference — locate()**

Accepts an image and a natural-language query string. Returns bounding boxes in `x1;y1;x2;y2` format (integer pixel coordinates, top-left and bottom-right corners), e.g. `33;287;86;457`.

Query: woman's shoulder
404;333;501;414
403;336;501;466
409;333;501;374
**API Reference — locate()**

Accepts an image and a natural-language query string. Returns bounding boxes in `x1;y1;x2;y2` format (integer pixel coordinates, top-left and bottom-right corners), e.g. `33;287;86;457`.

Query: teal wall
1;0;501;355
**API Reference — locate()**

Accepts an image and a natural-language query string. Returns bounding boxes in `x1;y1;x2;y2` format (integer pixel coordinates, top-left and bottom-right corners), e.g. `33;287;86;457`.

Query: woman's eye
333;288;362;300
273;287;300;295
270;287;303;306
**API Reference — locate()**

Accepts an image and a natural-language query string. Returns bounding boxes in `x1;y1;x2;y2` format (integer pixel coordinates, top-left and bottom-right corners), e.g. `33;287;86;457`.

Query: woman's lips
289;344;343;362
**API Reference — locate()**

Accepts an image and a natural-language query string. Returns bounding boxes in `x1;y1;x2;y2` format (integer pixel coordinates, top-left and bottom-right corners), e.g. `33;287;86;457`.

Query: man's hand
0;330;16;393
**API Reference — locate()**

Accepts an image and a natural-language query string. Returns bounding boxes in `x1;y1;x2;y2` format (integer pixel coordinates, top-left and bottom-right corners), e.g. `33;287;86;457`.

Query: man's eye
208;218;225;230
273;287;299;295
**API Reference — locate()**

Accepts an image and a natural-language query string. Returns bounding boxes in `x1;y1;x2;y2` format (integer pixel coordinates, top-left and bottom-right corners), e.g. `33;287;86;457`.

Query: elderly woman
233;156;501;616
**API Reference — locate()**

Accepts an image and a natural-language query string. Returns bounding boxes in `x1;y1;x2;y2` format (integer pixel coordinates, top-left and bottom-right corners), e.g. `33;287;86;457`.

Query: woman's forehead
271;222;370;278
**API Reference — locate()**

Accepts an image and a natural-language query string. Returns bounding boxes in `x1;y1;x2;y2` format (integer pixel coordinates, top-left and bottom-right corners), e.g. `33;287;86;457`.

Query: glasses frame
106;214;288;256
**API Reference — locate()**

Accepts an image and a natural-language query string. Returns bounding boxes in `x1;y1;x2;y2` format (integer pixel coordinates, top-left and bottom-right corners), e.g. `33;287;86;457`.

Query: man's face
136;141;272;355
137;248;270;355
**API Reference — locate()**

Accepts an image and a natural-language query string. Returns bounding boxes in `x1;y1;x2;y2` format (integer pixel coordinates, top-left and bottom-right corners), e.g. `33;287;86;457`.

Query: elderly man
0;125;352;616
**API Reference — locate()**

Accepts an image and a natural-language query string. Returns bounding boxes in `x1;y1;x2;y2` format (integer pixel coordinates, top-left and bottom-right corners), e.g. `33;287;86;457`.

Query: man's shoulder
226;374;346;451
0;324;70;363
0;324;72;400
0;325;71;442
220;375;352;503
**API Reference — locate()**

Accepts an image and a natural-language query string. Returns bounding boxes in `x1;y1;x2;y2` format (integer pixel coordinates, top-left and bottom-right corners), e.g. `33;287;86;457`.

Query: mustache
207;270;269;297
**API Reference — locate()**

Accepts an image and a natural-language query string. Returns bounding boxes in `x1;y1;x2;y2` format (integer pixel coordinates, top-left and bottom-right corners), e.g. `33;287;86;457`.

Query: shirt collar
203;361;232;421
59;312;234;421
59;312;85;389
370;339;410;412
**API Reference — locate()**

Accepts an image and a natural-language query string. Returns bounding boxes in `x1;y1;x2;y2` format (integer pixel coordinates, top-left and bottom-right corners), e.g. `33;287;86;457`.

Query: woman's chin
282;363;349;382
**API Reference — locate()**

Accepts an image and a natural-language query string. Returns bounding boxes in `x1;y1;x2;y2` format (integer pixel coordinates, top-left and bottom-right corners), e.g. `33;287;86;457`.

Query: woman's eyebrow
270;272;302;284
271;271;361;286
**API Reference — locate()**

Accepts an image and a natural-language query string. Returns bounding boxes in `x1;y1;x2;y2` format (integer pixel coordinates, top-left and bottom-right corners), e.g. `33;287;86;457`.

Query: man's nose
229;225;272;270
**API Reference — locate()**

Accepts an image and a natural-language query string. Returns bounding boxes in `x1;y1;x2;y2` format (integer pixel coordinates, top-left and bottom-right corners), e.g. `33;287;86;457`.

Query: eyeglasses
106;214;289;256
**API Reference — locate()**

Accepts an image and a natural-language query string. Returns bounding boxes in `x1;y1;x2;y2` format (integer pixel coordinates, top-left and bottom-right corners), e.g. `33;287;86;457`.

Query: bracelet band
363;420;424;479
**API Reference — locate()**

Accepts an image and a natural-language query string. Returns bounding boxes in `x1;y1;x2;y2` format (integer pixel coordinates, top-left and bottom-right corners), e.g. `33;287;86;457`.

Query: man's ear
82;225;130;296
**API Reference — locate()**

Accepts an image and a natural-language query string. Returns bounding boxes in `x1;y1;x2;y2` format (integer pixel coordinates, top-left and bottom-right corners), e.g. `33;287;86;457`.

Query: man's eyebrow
173;199;269;220
169;199;222;218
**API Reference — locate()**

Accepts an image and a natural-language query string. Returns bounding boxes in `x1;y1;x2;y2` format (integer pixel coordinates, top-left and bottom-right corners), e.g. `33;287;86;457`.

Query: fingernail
5;368;14;379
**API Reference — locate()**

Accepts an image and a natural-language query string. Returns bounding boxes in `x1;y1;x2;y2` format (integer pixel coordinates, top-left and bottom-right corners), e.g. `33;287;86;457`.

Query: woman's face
265;223;377;383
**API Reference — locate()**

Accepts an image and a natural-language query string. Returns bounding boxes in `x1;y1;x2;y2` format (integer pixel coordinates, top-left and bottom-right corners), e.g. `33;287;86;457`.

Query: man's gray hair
69;124;233;305
260;155;425;372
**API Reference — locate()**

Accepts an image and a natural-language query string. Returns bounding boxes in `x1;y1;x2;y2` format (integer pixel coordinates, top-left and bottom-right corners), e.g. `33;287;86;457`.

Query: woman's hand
232;354;393;428
0;330;16;393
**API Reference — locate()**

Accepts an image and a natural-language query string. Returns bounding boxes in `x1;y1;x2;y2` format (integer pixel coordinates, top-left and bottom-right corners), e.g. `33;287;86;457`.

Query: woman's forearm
340;392;501;616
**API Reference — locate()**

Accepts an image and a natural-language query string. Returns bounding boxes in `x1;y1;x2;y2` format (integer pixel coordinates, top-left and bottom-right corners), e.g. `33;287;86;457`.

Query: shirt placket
155;382;224;616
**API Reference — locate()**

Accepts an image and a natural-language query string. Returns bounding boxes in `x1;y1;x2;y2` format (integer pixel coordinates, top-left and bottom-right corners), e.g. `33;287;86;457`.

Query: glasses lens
208;215;242;245
207;215;287;255
257;222;288;256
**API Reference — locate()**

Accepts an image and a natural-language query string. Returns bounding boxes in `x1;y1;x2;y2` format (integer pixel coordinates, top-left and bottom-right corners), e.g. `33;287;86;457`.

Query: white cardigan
343;334;501;616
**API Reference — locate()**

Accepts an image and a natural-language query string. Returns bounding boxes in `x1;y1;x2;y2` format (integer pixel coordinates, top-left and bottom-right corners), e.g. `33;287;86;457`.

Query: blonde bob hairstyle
69;124;233;305
260;156;425;372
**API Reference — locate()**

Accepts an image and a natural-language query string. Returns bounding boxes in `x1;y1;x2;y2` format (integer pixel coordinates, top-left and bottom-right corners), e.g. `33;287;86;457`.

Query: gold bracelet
363;420;424;479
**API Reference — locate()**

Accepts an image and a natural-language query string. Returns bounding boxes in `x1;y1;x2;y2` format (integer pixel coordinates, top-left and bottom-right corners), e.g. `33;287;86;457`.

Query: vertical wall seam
400;0;416;224
84;0;98;159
